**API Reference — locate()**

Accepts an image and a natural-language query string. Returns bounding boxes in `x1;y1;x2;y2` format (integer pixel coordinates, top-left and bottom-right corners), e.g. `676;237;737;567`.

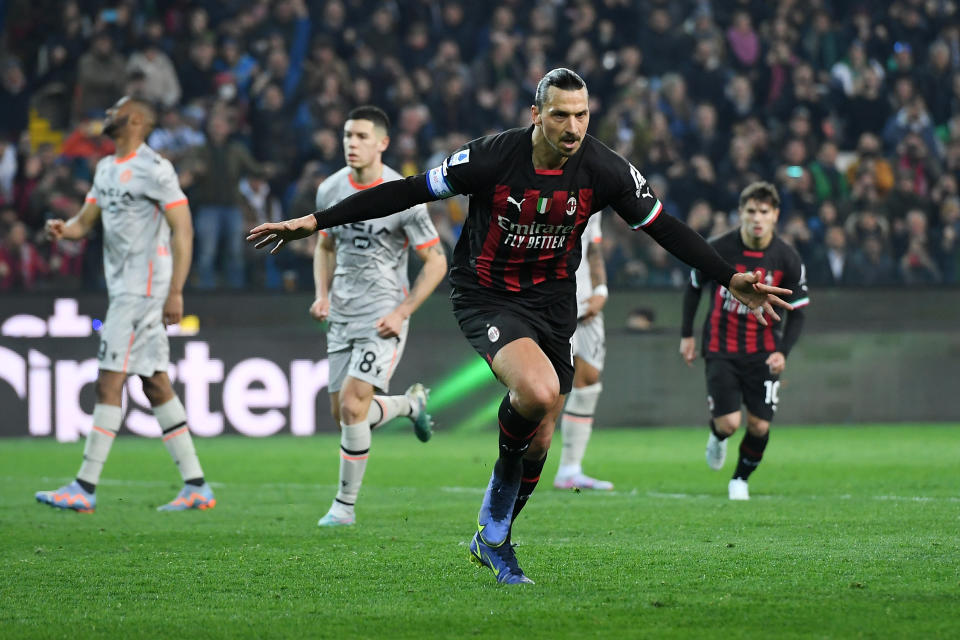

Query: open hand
728;270;793;326
246;214;319;254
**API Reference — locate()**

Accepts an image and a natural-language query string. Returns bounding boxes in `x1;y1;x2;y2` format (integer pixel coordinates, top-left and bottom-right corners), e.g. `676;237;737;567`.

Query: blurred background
0;0;958;436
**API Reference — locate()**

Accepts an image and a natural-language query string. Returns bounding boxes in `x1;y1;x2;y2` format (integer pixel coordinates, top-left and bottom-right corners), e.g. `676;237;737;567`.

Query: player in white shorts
552;213;614;491
309;106;447;526
36;97;214;513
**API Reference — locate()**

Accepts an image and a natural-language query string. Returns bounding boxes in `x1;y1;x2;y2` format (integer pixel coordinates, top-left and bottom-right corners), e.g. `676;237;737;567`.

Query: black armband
681;284;703;337
643;213;736;287
313;174;434;230
778;306;805;357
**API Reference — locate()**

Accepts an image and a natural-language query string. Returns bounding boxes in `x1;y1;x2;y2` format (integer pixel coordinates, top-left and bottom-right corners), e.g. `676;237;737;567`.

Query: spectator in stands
0;141;17;208
185;113;269;289
0;59;30;142
251;82;298;184
846;133;895;197
61;117;115;163
802;10;842;73
808;140;849;204
809;200;840;246
919;40;954;127
850;235;898;286
841;66;890;146
684;102;728;166
934;196;960;283
808;225;861;286
0;0;957;292
721;75;758;126
727;10;761;71
73;32;126;122
148;107;206;164
127;35;181;109
892;132;942;200
0;221;47;290
178;34;217;104
845;207;891;248
831;39;884;98
884;95;941;158
900;235;942;284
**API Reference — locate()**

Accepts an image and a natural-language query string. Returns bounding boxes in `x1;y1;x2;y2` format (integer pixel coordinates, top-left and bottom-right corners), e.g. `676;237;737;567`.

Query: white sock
335;420;371;508
367;395;412;428
558;383;603;475
154;397;204;484
77;403;123;487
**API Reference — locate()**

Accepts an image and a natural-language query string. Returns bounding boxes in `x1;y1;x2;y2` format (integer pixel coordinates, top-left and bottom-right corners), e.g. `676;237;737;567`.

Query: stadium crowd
1;0;959;292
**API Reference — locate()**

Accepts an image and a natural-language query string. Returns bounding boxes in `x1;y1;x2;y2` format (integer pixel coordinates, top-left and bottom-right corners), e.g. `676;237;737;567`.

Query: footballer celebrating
680;181;810;500
36;97;214;512
310;106;446;527
249;69;792;584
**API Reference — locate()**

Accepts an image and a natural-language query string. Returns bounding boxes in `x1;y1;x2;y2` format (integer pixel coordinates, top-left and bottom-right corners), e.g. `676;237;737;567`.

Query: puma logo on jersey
507;196;525;212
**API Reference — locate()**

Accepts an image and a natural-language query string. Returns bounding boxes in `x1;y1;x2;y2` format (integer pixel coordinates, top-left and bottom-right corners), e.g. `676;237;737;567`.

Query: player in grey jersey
36;97;214;513
309;106;447;527
551;213;614;491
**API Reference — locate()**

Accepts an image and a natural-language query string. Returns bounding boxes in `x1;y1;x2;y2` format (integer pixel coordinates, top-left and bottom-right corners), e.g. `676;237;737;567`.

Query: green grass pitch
2;424;958;639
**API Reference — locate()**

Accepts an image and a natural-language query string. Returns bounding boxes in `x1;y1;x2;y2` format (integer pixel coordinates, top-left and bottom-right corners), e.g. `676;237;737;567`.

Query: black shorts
705;357;780;421
452;288;577;394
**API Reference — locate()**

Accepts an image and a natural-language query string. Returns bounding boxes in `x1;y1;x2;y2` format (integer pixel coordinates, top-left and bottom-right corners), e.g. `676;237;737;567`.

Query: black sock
76;478;96;493
497;395;541;476
710;419;730;441
185;477;205;487
512;455;547;522
733;432;769;481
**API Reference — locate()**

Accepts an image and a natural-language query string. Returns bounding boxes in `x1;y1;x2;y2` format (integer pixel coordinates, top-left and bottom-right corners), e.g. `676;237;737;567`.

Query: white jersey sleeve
401;204;440;251
143;157;188;209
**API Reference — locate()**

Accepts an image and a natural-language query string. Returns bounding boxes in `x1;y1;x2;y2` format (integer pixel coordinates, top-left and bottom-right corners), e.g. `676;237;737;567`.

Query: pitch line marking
11;478;959;503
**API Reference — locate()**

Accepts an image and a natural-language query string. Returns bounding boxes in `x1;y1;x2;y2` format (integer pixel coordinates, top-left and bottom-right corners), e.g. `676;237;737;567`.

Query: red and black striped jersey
688;229;810;358
425;126;664;305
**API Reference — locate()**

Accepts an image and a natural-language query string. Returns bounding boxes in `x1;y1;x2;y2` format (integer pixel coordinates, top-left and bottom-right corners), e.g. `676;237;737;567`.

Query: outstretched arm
247;174;435;254
644;214;792;325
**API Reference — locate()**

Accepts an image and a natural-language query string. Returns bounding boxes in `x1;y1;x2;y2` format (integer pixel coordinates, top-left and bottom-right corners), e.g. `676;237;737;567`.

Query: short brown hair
739;181;780;209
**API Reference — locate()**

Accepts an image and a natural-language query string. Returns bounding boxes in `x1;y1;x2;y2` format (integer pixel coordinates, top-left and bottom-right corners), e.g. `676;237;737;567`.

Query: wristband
593;284;608;298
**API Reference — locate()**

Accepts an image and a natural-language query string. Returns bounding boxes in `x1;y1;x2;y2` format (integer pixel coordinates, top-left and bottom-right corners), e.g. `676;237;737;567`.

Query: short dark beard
103;114;129;138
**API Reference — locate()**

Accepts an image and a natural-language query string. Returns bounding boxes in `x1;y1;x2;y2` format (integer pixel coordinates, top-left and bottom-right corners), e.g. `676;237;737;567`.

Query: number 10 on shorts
763;380;780;406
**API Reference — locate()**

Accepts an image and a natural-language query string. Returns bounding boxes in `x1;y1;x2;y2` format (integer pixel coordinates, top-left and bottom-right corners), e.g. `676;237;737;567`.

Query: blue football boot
477;468;520;547
469;531;534;585
36;480;96;513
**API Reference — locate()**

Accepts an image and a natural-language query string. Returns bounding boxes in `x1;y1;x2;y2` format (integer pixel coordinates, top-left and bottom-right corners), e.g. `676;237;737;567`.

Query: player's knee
747;419;770;437
339;394;370;425
713;414;740;435
516;378;560;416
140;377;167;405
94;375;123;405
